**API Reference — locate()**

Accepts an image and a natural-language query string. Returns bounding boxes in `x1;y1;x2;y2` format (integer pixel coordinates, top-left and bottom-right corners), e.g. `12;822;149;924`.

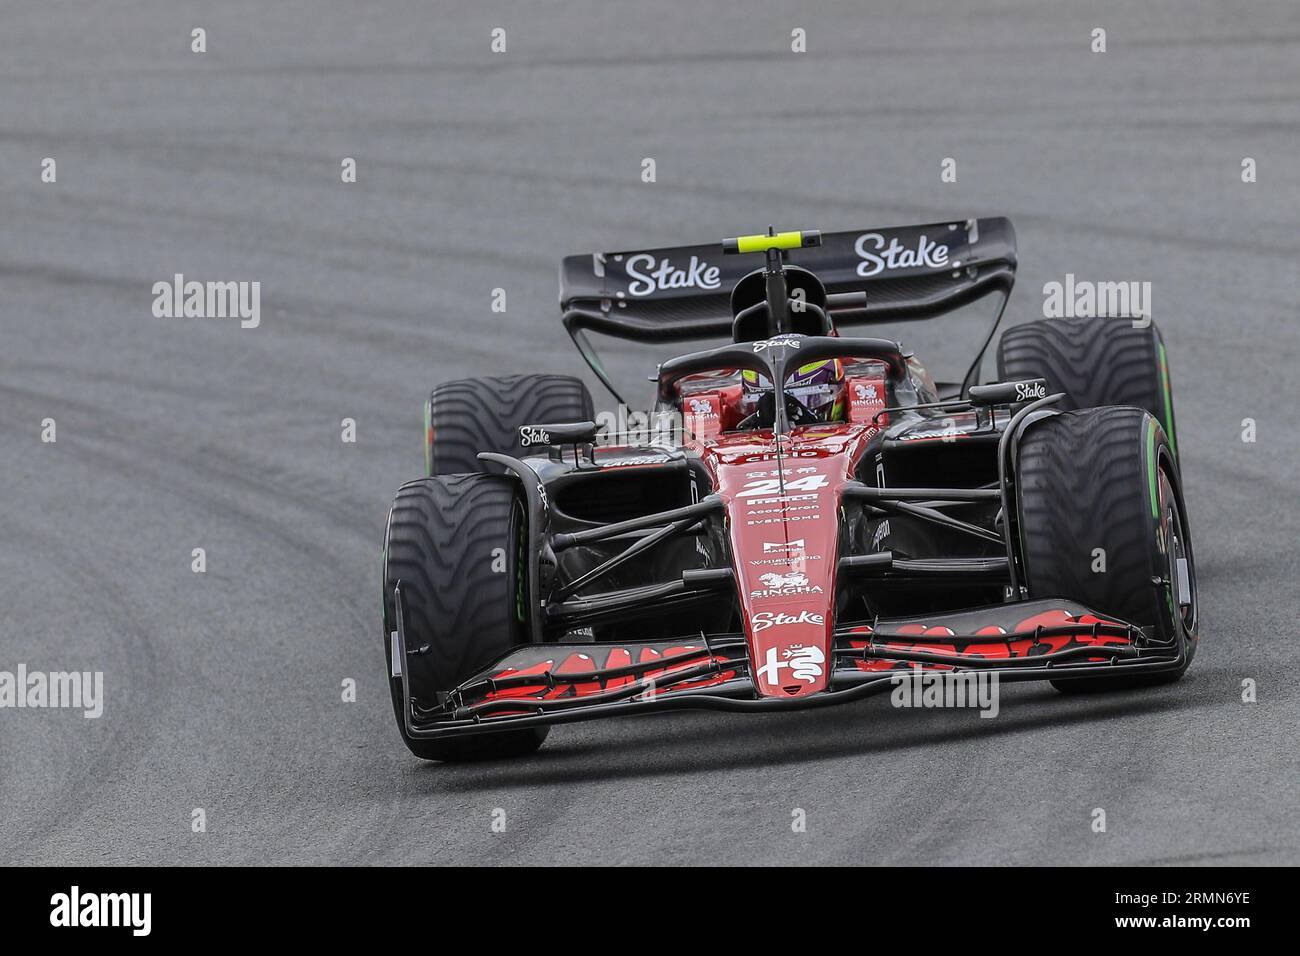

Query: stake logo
752;336;802;351
623;253;720;296
752;609;824;632
518;426;551;446
855;232;950;277
1014;380;1047;401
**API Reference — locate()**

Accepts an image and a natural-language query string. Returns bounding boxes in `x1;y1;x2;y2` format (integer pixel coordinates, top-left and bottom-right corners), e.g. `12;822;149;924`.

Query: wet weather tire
381;474;547;760
1015;406;1197;693
424;374;594;475
997;316;1179;460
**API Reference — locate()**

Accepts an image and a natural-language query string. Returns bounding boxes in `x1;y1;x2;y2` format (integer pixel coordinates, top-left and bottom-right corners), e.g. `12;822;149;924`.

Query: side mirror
518;421;600;449
968;379;1049;406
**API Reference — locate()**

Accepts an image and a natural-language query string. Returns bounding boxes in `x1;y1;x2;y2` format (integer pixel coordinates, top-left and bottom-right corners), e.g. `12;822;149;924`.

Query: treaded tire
997;316;1179;459
1015;407;1197;692
381;474;547;761
425;374;594;475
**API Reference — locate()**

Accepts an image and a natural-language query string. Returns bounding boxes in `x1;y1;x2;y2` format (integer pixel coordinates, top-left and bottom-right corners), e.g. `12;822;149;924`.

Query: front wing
392;591;1187;740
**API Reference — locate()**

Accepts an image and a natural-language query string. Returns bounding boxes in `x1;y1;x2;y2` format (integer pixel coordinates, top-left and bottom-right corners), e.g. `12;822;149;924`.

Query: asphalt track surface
2;2;1297;866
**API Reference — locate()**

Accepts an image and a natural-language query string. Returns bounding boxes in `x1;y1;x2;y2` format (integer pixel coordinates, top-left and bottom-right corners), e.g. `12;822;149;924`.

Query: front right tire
381;474;547;760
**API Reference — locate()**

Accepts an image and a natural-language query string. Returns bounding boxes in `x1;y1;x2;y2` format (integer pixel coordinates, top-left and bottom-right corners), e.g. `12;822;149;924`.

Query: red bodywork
677;368;887;698
689;421;878;698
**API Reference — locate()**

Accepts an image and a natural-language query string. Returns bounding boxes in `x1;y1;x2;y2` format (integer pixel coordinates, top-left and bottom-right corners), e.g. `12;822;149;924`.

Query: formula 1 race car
380;219;1197;760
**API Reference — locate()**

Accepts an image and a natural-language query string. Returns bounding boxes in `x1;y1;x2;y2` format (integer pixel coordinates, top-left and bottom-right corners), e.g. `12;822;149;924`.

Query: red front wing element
844;608;1132;672
478;643;739;705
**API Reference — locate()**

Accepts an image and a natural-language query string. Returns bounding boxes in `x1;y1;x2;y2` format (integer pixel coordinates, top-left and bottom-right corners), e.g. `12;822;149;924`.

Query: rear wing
560;217;1016;344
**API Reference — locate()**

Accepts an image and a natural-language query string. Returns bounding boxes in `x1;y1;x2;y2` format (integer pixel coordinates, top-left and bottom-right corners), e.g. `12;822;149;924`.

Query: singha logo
854;382;879;402
751;571;822;598
759;571;808;589
687;397;717;417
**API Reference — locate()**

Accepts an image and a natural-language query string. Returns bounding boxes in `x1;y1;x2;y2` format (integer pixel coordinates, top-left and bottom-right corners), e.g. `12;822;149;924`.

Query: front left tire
1014;406;1197;692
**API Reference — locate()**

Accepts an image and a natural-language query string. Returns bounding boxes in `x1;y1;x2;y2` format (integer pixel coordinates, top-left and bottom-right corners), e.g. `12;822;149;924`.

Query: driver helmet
741;358;845;421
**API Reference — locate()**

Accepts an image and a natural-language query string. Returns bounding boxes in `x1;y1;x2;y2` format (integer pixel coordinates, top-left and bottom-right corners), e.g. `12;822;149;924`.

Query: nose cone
749;614;832;696
718;452;840;698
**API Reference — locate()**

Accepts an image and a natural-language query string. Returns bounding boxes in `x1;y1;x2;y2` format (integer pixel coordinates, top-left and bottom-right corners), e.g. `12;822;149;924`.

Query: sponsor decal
854;232;949;277
1014;380;1047;401
898;422;967;441
746;493;819;506
756;643;825;685
752;336;802;352
750;554;822;567
761;570;808;588
854;382;879;402
518;425;551;447
687;397;717;417
751;609;824;632
733;450;821;464
747;504;819;517
624;253;720;296
601;454;671;467
751;570;823;598
763;538;805;553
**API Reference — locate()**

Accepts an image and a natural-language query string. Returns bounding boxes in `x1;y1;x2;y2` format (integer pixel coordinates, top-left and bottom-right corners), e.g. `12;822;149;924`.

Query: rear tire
425;374;594;475
381;474;547;760
997;316;1179;460
1015;407;1197;693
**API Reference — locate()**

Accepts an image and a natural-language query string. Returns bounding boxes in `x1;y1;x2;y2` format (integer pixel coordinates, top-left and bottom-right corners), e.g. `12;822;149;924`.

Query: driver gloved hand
737;390;817;430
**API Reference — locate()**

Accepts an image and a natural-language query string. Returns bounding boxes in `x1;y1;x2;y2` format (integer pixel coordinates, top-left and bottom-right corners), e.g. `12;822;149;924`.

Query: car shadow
421;681;1212;792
